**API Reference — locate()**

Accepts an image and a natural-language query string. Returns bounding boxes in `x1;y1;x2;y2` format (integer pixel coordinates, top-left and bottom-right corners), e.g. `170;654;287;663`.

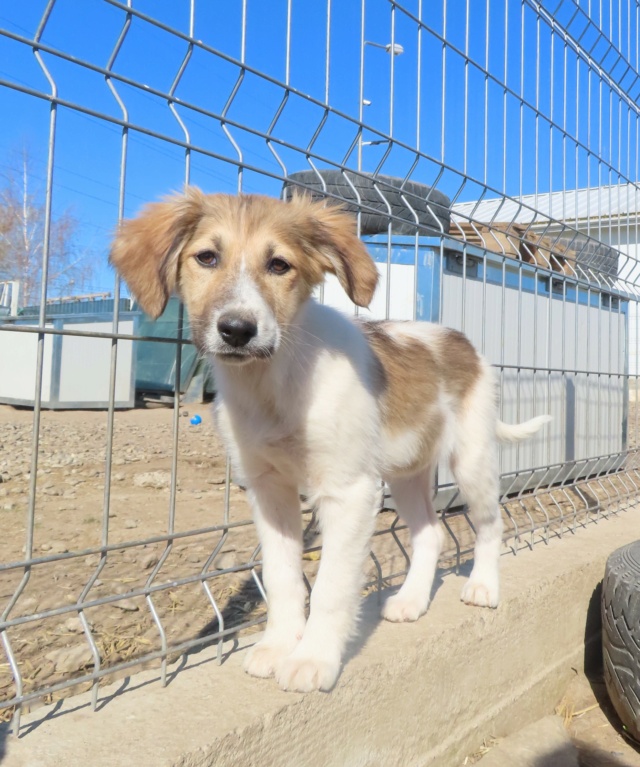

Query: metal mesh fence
1;0;639;733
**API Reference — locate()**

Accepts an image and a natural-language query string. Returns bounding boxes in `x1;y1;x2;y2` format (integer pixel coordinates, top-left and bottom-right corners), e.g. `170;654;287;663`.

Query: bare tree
0;149;94;308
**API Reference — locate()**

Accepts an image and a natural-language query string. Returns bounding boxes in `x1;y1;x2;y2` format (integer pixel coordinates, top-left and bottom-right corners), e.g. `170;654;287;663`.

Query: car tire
602;540;640;741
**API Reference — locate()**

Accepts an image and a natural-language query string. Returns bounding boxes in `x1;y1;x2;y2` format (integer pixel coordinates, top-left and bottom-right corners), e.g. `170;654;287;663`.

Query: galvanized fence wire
0;0;639;732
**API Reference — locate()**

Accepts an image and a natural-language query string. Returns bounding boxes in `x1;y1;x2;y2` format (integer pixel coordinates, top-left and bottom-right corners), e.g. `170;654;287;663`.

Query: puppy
110;189;550;693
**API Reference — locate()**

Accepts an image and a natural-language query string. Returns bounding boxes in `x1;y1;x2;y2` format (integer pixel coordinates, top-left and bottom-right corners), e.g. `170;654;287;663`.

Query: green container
135;298;207;396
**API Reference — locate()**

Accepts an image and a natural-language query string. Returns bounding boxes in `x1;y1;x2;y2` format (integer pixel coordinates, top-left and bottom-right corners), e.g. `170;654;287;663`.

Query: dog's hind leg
276;474;380;692
243;469;307;680
451;412;503;608
382;466;443;622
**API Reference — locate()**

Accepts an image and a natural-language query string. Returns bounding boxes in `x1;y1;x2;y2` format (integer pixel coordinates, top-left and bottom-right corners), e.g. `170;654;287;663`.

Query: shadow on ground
576;744;640;767
529;743;639;767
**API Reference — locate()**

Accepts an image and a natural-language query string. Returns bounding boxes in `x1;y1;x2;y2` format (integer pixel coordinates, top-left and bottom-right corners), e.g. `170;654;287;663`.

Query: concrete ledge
2;510;639;767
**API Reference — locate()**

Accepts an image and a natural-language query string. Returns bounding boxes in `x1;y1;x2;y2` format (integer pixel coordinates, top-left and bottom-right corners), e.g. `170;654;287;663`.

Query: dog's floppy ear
109;187;206;319
295;197;379;308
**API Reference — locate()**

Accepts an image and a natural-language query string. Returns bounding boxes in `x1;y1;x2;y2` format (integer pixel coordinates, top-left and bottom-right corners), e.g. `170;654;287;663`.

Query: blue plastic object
190;414;202;426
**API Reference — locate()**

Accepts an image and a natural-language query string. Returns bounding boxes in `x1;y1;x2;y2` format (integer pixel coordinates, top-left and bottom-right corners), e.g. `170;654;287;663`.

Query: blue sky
0;0;638;296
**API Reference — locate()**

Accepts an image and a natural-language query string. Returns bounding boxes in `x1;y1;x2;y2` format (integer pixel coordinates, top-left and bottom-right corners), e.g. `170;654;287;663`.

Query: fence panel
0;0;639;731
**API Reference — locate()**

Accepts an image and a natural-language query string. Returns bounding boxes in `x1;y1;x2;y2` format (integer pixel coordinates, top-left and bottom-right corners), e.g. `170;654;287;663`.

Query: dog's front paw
460;578;499;608
243;640;294;679
276;651;340;692
381;593;428;622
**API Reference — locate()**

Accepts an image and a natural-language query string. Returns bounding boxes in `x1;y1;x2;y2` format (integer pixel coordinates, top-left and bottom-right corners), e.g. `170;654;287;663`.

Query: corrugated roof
452;183;640;225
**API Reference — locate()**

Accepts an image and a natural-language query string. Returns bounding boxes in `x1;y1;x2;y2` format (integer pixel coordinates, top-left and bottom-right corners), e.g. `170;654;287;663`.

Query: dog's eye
267;257;291;275
195;251;219;268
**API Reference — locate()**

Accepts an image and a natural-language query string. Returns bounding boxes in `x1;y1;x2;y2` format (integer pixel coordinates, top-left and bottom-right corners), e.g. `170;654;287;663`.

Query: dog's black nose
217;315;258;348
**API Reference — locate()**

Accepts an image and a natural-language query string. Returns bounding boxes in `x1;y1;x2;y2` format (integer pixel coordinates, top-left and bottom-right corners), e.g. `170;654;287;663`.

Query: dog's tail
496;415;552;444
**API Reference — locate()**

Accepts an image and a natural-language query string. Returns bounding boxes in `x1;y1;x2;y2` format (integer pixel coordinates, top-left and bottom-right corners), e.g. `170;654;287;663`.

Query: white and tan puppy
110;189;550;693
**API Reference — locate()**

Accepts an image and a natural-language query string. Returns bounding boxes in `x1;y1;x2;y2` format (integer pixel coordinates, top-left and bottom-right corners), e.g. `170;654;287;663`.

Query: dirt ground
0;401;638;749
0;402;414;717
0;403;260;717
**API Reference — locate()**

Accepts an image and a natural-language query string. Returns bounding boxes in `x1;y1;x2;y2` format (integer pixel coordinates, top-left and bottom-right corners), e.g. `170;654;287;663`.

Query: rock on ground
133;471;173;490
45;644;94;674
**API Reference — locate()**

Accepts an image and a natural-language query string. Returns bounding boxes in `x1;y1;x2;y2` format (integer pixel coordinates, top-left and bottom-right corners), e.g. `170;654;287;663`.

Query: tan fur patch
361;322;481;474
361;321;440;432
289;196;379;307
435;328;482;402
360;323;442;474
109;188;207;319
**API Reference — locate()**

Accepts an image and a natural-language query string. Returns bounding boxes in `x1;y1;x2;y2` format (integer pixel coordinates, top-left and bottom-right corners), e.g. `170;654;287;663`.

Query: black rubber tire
283;170;451;237
602;540;640;741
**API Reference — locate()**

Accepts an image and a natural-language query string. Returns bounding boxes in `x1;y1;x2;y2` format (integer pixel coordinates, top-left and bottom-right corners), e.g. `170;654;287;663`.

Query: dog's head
110;189;378;364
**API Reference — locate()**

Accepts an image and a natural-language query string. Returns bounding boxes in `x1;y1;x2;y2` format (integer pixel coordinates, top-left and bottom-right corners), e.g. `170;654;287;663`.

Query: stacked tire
283;171;451;237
